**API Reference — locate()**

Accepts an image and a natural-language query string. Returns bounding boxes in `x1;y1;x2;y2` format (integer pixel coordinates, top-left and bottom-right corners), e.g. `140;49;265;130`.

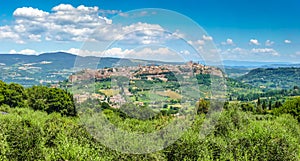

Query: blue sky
0;0;300;62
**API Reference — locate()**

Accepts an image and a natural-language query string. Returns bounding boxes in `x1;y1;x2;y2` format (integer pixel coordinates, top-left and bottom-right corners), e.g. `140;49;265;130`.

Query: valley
1;52;300;160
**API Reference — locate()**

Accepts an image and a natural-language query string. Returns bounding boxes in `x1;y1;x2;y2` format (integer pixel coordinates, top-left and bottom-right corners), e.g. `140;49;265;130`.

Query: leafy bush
273;96;300;121
27;86;76;116
0;81;27;108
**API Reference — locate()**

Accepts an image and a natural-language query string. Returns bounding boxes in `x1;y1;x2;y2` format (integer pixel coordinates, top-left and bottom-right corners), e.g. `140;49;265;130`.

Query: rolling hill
238;67;300;89
0;52;182;86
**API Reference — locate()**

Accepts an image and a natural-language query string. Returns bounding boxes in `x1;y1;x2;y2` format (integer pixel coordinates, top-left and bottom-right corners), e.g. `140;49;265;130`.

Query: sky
0;0;300;62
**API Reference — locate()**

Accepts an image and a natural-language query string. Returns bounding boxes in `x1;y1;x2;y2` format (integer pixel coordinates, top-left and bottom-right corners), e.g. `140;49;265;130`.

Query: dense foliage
27;85;76;116
0;81;27;108
273;96;300;121
0;80;76;116
0;81;300;160
238;67;300;89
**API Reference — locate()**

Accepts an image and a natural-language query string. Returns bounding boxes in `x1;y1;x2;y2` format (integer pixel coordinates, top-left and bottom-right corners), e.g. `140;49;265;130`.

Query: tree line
0;80;76;116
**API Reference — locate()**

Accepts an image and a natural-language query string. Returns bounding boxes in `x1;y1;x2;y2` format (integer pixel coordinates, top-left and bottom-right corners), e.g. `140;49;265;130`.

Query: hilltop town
69;61;223;83
69;61;224;110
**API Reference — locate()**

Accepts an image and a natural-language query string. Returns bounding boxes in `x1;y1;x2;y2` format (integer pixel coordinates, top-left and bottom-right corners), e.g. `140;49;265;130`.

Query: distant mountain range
0;52;181;86
0;52;182;69
0;52;296;68
222;60;298;68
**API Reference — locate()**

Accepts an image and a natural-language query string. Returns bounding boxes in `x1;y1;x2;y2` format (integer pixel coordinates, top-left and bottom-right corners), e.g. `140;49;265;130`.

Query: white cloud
221;47;280;61
139;48;181;61
251;48;279;56
170;30;185;39
202;35;213;41
0;4;176;45
52;4;76;11
13;7;49;19
118;22;167;44
180;50;190;55
188;40;205;46
249;39;260;45
220;47;247;60
187;39;205;52
28;34;41;41
7;4;109;43
284;39;292;44
0;26;23;43
221;38;234;45
9;49;38;55
98;9;121;16
64;47;132;57
265;40;274;46
223;47;248;55
9;50;17;54
64;47;183;62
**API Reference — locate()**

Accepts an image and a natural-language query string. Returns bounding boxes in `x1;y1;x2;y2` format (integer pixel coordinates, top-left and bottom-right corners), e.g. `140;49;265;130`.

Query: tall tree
262;101;266;110
257;97;261;107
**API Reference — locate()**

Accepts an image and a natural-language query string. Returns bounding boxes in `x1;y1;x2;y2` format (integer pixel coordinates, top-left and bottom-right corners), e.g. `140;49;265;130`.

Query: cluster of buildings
70;62;224;107
73;91;130;108
69;62;223;83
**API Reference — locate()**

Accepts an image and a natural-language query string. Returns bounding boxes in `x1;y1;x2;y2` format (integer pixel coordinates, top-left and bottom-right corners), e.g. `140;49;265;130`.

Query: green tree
274;101;282;108
196;98;210;114
0;81;7;105
26;86;49;111
262;101;266;110
27;86;76;116
273;97;300;122
0;82;27;108
257;97;261;106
